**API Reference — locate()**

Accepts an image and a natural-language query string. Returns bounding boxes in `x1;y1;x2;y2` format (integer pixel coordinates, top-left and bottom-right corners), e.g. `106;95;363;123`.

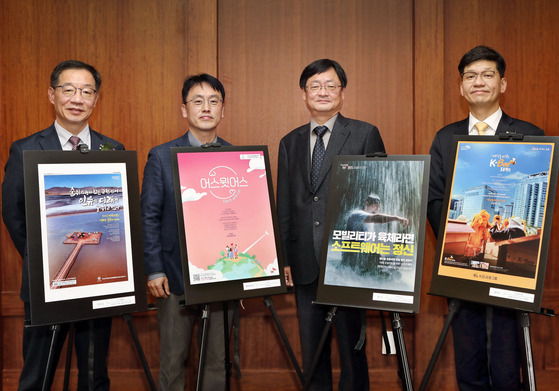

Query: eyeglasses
54;84;97;99
461;70;497;82
186;98;223;107
305;83;341;93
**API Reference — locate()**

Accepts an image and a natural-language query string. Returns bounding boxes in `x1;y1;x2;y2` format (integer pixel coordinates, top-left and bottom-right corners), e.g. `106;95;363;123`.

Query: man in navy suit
427;46;544;391
277;59;385;390
141;74;235;391
2;60;122;390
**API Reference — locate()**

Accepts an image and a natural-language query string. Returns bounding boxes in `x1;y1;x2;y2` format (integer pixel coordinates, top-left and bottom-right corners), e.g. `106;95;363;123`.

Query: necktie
311;125;328;190
69;136;81;150
475;122;489;135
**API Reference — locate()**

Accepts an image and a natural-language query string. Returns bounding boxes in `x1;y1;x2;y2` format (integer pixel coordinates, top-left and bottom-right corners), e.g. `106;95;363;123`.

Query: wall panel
2;0;559;390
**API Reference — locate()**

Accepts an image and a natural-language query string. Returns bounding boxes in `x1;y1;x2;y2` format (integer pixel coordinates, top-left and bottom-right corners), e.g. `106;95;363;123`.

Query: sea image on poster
38;163;135;303
323;159;424;292
438;141;554;290
177;151;280;285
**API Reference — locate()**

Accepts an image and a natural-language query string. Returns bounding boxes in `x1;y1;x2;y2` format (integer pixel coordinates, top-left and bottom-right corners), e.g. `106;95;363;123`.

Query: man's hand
284;266;294;287
147;276;170;298
400;217;409;228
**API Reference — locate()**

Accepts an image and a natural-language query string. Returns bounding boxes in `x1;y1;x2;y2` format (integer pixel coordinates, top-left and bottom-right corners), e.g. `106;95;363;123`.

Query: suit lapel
495;112;514;134
90;128;103;150
38;125;63;150
296;125;313;192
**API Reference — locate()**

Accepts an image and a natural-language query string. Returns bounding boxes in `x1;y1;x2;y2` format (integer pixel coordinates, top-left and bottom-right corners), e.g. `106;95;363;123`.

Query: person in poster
427;46;545;391
277;59;385;390
341;193;409;272
2;60;122;391
141;74;236;391
323;159;423;294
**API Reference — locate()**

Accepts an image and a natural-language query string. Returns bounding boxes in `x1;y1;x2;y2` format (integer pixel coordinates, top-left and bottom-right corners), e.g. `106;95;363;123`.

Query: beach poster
37;163;135;303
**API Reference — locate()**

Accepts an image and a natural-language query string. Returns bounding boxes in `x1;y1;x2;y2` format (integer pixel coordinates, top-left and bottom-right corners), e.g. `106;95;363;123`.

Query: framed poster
429;136;559;312
24;150;147;325
316;155;430;313
171;145;286;305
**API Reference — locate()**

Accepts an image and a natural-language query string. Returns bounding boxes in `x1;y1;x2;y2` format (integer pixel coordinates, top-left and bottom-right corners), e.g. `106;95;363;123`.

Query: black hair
50;60;102;90
366;194;381;205
458;45;506;77
181;73;225;104
299;59;347;89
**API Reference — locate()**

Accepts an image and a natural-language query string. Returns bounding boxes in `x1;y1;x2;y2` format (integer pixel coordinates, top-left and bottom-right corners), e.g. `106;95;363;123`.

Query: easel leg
223;302;231;391
122;314;157;391
303;306;337;391
517;311;536;391
42;324;62;391
391;312;413;391
419;299;462;391
196;304;211;391
88;320;94;391
263;296;305;386
63;323;75;391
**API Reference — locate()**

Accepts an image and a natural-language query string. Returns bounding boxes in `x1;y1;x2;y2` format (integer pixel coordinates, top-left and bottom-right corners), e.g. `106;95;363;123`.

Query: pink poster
176;150;280;285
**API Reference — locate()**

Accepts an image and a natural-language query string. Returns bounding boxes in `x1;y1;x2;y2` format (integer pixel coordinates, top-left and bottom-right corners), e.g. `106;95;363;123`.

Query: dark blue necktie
311;125;328;190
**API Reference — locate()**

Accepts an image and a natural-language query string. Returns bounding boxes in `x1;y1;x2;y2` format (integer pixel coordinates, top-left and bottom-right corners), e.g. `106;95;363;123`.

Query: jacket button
314;221;320;227
313;196;319;202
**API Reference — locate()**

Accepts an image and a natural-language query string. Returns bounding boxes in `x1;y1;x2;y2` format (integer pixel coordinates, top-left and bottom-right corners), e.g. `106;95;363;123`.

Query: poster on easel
315;155;430;313
24;150;147;326
171;145;286;305
429;136;559;312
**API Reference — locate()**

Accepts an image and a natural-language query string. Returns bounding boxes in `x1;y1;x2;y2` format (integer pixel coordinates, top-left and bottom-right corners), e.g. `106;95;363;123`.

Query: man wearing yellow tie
427;46;544;391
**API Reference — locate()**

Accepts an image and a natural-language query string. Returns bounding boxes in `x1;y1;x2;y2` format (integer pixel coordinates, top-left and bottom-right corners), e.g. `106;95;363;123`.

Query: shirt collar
468;108;502;135
310;114;338;134
54;121;91;150
187;131;218;147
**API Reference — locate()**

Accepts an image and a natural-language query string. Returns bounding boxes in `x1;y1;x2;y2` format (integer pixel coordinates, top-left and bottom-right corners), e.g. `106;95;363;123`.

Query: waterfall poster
171;146;286;305
316;155;430;313
24;150;147;326
430;136;559;312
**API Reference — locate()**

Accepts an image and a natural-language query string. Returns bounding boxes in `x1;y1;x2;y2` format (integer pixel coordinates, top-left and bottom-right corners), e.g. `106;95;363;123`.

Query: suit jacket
141;132;231;295
2;123;125;302
427;112;545;237
276;114;385;285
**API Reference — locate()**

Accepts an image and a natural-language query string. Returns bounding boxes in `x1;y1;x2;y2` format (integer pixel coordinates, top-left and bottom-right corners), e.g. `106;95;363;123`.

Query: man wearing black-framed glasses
141;73;236;391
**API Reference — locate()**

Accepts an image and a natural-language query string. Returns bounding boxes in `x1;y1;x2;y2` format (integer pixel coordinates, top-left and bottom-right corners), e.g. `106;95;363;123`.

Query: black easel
41;314;156;391
196;304;211;391
194;298;302;390
302;306;413;391
191;301;234;391
263;296;305;386
418;299;554;391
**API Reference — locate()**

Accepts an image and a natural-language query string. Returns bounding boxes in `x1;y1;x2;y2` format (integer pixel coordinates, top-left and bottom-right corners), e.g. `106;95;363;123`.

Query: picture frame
24;150;147;326
316;154;430;313
171;145;286;305
429;135;559;312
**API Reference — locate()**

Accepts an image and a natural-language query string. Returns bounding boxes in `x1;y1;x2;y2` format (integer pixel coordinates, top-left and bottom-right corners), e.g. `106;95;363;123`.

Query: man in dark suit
427;46;545;391
277;59;385;390
2;60;122;390
141;74;235;391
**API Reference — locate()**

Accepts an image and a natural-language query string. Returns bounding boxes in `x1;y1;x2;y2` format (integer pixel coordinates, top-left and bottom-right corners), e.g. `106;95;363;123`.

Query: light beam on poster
316;155;430;313
171;146;286;305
